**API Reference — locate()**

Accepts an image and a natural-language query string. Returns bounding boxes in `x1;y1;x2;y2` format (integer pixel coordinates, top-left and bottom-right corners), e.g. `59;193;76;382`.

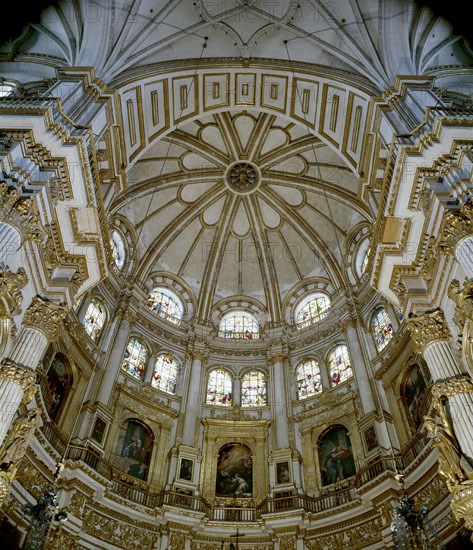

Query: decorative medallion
225;161;261;194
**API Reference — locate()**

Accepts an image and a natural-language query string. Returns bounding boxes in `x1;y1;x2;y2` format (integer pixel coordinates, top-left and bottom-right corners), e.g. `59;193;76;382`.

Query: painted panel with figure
318;426;356;486
403;364;428;429
215;442;252;497
113;420;153;480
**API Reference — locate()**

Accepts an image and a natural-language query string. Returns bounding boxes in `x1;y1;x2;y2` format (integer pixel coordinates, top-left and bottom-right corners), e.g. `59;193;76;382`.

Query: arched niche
112;419;154;481
215;442;253;498
318;425;356;487
45;353;73;422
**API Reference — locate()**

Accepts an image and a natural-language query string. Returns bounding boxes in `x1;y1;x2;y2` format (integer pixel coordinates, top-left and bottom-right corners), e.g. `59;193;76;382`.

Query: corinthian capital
0;181;45;243
407;308;452;352
0;265;28;316
437;199;472;255
23;296;68;342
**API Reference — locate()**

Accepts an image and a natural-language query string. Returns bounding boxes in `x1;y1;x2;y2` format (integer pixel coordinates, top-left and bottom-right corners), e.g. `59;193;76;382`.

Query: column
182;350;205;446
95;316;131;405
143;351;157;384
0;296;67;446
407;308;473;460
344;321;376;414
233;375;241;407
269;354;289;449
319;360;331;390
456;236;473;277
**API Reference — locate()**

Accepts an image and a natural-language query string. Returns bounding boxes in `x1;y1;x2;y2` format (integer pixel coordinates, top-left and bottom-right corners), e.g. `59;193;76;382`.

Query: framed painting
178;457;194;481
276;461;291;484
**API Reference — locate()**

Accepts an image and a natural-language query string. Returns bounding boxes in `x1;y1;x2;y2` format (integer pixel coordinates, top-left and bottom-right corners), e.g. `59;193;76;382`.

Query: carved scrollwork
406;308;452;352
23;295;68;342
431;375;473;400
448;278;473;352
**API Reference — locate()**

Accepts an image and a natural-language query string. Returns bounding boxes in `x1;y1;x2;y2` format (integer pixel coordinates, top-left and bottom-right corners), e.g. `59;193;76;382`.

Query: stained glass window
295;293;331;328
296;360;322;399
328;345;352;386
206;369;232;406
110;230;126;271
152;354;178;394
121;338;148;380
146;288;183;324
0;83;15;97
83;300;106;342
241;371;267;406
219;311;259;339
372;308;394;351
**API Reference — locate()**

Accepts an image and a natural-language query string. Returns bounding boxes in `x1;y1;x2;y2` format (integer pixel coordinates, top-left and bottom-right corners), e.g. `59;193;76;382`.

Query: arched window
372;308;394;351
328;345;352;386
152;353;178;394
121;338;148;380
219;311;259;339
110;229;126;271
113;419;153;481
146;287;183;324
83;300;106;342
295;293;331;328
207;369;232;406
241;370;267;406
318;426;356;486
296;359;322;399
361;247;370;276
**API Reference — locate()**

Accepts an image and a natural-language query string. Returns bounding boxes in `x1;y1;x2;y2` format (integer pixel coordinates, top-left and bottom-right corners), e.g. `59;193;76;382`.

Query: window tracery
152;354;178;394
206;369;232;406
372;308;394;351
121;338;148;380
328;345;352;386
296;360;322;399
146;287;183;324
219;311;259;339
295;293;331;328
83;300;106;342
241;370;267;406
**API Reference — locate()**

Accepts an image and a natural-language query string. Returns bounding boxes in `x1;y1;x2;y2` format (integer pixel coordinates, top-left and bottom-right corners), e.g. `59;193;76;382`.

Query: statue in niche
0;408;41;473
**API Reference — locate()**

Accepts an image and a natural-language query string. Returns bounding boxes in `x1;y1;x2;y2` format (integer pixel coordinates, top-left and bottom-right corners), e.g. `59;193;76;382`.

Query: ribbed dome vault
112;110;370;321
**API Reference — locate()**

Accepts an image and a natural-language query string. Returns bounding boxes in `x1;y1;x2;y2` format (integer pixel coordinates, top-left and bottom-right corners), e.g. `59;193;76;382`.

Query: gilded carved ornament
0;181;45;243
406;308;452;352
437;200;473;256
0;358;36;391
0;407;41;507
0;265;28;316
448;278;473;351
22;295;68;342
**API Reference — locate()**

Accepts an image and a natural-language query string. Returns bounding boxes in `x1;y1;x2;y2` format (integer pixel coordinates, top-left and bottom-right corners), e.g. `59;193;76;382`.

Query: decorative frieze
0;358;36;391
437;200;473;256
0;265;28;316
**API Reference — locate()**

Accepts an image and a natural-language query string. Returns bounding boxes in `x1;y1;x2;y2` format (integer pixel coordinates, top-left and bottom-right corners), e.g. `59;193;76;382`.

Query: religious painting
46;354;71;421
403;364;428;429
215;442;252;497
276;461;291;484
91;416;107;445
318;426;356;487
364;425;378;453
178;458;193;481
113;420;153;480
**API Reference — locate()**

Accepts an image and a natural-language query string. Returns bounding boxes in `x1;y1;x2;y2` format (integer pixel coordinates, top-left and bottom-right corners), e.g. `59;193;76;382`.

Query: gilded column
0;296;67;446
269;353;289;449
407;308;473;459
